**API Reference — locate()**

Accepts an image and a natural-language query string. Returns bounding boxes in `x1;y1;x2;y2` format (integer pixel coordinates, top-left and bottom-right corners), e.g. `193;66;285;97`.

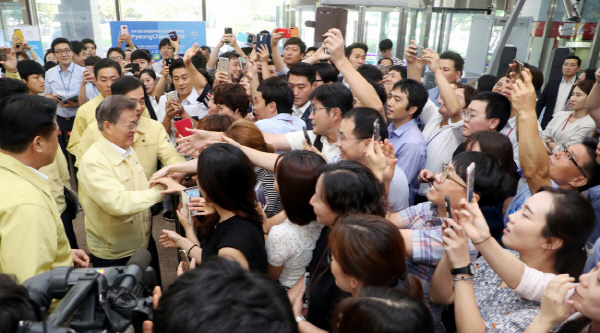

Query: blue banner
110;21;206;62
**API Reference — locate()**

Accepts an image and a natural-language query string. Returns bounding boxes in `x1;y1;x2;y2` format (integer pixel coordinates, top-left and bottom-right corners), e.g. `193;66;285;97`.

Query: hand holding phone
415;45;424;58
218;57;230;73
511;60;524;81
169;31;178;41
224;27;233;34
276;28;291;38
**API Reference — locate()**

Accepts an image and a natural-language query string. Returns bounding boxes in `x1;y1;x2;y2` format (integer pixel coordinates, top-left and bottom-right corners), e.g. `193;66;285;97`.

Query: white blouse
266;219;323;288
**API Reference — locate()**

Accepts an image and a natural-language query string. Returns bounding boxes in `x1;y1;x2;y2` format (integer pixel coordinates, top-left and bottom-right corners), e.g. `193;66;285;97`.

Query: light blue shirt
428;86;440;107
388;120;427;204
44;62;84;118
255;113;306;134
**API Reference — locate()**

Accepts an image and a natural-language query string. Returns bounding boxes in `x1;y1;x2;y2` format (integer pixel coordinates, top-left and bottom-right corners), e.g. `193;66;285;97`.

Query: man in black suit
536;55;581;129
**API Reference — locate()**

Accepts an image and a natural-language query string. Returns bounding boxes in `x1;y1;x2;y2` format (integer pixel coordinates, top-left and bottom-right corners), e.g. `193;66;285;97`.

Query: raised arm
270;29;286;72
207;35;227;69
221;134;279;171
422;49;462;122
323;28;384;118
586;68;600;128
405;40;425;83
183;43;207;94
514;69;552;193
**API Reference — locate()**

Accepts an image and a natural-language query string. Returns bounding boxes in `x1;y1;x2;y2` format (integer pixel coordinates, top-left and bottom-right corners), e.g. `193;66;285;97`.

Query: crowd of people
0;24;600;333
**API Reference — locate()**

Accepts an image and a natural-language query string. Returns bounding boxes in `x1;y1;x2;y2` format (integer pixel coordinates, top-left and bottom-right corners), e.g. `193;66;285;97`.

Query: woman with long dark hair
430;187;594;332
154;143;267;272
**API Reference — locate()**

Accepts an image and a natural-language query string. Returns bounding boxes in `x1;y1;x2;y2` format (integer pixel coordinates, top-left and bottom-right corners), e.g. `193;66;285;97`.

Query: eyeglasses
439;163;467;189
117;122;138;132
310;106;330;115
461;109;482;121
110;56;123;60
560;146;587;179
54;49;71;55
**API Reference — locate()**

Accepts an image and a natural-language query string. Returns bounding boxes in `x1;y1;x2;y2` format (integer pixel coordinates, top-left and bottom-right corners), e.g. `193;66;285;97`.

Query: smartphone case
313;7;348;42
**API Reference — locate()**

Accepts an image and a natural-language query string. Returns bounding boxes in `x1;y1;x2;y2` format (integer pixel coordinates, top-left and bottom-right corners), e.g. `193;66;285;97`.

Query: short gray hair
96;95;137;131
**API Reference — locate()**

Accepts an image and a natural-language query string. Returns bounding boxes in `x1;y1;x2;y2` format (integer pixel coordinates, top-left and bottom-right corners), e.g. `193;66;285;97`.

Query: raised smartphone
466;162;475;202
120;25;129;36
169;31;178;41
218;57;230;73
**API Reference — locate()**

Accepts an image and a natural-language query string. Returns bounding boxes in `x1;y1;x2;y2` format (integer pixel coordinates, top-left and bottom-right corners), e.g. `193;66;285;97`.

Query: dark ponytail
539;187;595;281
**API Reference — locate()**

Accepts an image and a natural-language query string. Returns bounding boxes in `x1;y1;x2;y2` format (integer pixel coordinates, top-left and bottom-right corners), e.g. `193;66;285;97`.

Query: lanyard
561;113;573;131
427;127;447;146
59;67;74;95
507;127;514;137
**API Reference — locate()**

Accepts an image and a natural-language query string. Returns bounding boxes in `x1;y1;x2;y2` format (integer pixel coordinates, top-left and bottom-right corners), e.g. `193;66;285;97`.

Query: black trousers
60;210;78;249
56;116;74;159
89;236;162;288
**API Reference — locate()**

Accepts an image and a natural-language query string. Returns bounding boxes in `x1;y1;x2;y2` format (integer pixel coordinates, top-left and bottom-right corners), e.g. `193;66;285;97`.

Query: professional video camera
17;250;156;333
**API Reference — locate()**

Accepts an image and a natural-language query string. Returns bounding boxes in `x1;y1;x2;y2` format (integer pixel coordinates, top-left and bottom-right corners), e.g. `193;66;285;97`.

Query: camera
18;250;155;333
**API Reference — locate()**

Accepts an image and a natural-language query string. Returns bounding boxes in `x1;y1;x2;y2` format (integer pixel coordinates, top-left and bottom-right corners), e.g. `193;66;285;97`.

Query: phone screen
303;126;312;146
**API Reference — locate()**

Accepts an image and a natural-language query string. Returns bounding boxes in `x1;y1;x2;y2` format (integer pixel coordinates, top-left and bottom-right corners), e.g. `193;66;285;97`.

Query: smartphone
169;31;178;41
181;186;202;225
512;59;524;81
256;34;272;55
466;162;476;203
276;28;291;38
415;45;424;58
125;62;140;73
247;33;256;44
0;48;7;61
13;29;24;43
174;118;194;137
303;272;310;309
290;26;299;38
178;249;190;266
224;27;233;34
303;126;312;147
373;119;381;141
445;195;453;219
377;64;389;75
166;91;178;103
56;95;67;103
120;25;129;36
85;65;93;72
218;57;230;73
239;57;247;71
165;57;174;67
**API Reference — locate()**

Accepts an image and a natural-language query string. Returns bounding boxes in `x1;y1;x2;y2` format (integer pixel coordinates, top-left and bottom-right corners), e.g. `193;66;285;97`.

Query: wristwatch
451;263;475;275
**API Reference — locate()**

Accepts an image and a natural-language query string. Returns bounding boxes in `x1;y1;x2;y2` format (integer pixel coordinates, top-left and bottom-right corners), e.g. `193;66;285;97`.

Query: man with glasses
505;68;600;225
77;95;171;273
336;107;410;212
44;37;85;156
454;91;511;155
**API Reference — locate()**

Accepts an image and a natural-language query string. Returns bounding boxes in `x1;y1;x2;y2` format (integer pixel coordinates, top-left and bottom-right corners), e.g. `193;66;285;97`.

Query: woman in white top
266;150;327;288
543;80;596;154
